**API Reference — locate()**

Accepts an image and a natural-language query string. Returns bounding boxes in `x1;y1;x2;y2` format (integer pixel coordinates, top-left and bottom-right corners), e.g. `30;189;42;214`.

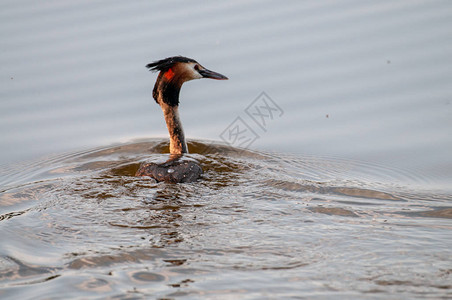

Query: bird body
136;154;202;183
136;56;228;182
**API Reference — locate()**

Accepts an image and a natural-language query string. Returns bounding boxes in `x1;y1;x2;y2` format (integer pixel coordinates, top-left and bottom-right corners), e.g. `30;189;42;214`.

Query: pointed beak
198;68;228;80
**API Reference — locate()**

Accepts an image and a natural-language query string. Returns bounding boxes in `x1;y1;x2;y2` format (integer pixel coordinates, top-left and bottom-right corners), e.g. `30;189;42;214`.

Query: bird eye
194;64;200;71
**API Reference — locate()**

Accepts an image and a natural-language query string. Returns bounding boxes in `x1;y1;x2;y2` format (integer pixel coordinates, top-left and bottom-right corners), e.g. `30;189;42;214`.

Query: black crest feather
146;56;197;73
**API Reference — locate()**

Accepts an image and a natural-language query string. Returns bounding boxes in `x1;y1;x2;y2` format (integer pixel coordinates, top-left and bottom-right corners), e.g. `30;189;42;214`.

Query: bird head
147;56;228;82
147;56;228;106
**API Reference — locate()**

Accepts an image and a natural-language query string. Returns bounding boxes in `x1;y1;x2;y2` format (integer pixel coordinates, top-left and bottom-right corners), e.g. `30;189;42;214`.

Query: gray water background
1;0;451;188
0;1;451;299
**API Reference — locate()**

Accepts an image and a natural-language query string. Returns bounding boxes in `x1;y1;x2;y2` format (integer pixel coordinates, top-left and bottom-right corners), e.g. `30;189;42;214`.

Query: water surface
1;140;451;299
1;0;452;299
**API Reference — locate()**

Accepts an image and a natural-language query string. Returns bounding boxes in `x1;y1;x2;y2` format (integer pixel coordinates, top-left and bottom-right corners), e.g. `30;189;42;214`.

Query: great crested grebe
136;56;228;183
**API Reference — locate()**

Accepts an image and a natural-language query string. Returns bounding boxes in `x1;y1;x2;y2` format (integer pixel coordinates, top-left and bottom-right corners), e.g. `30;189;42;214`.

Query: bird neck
153;71;182;107
160;102;188;155
153;71;189;155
